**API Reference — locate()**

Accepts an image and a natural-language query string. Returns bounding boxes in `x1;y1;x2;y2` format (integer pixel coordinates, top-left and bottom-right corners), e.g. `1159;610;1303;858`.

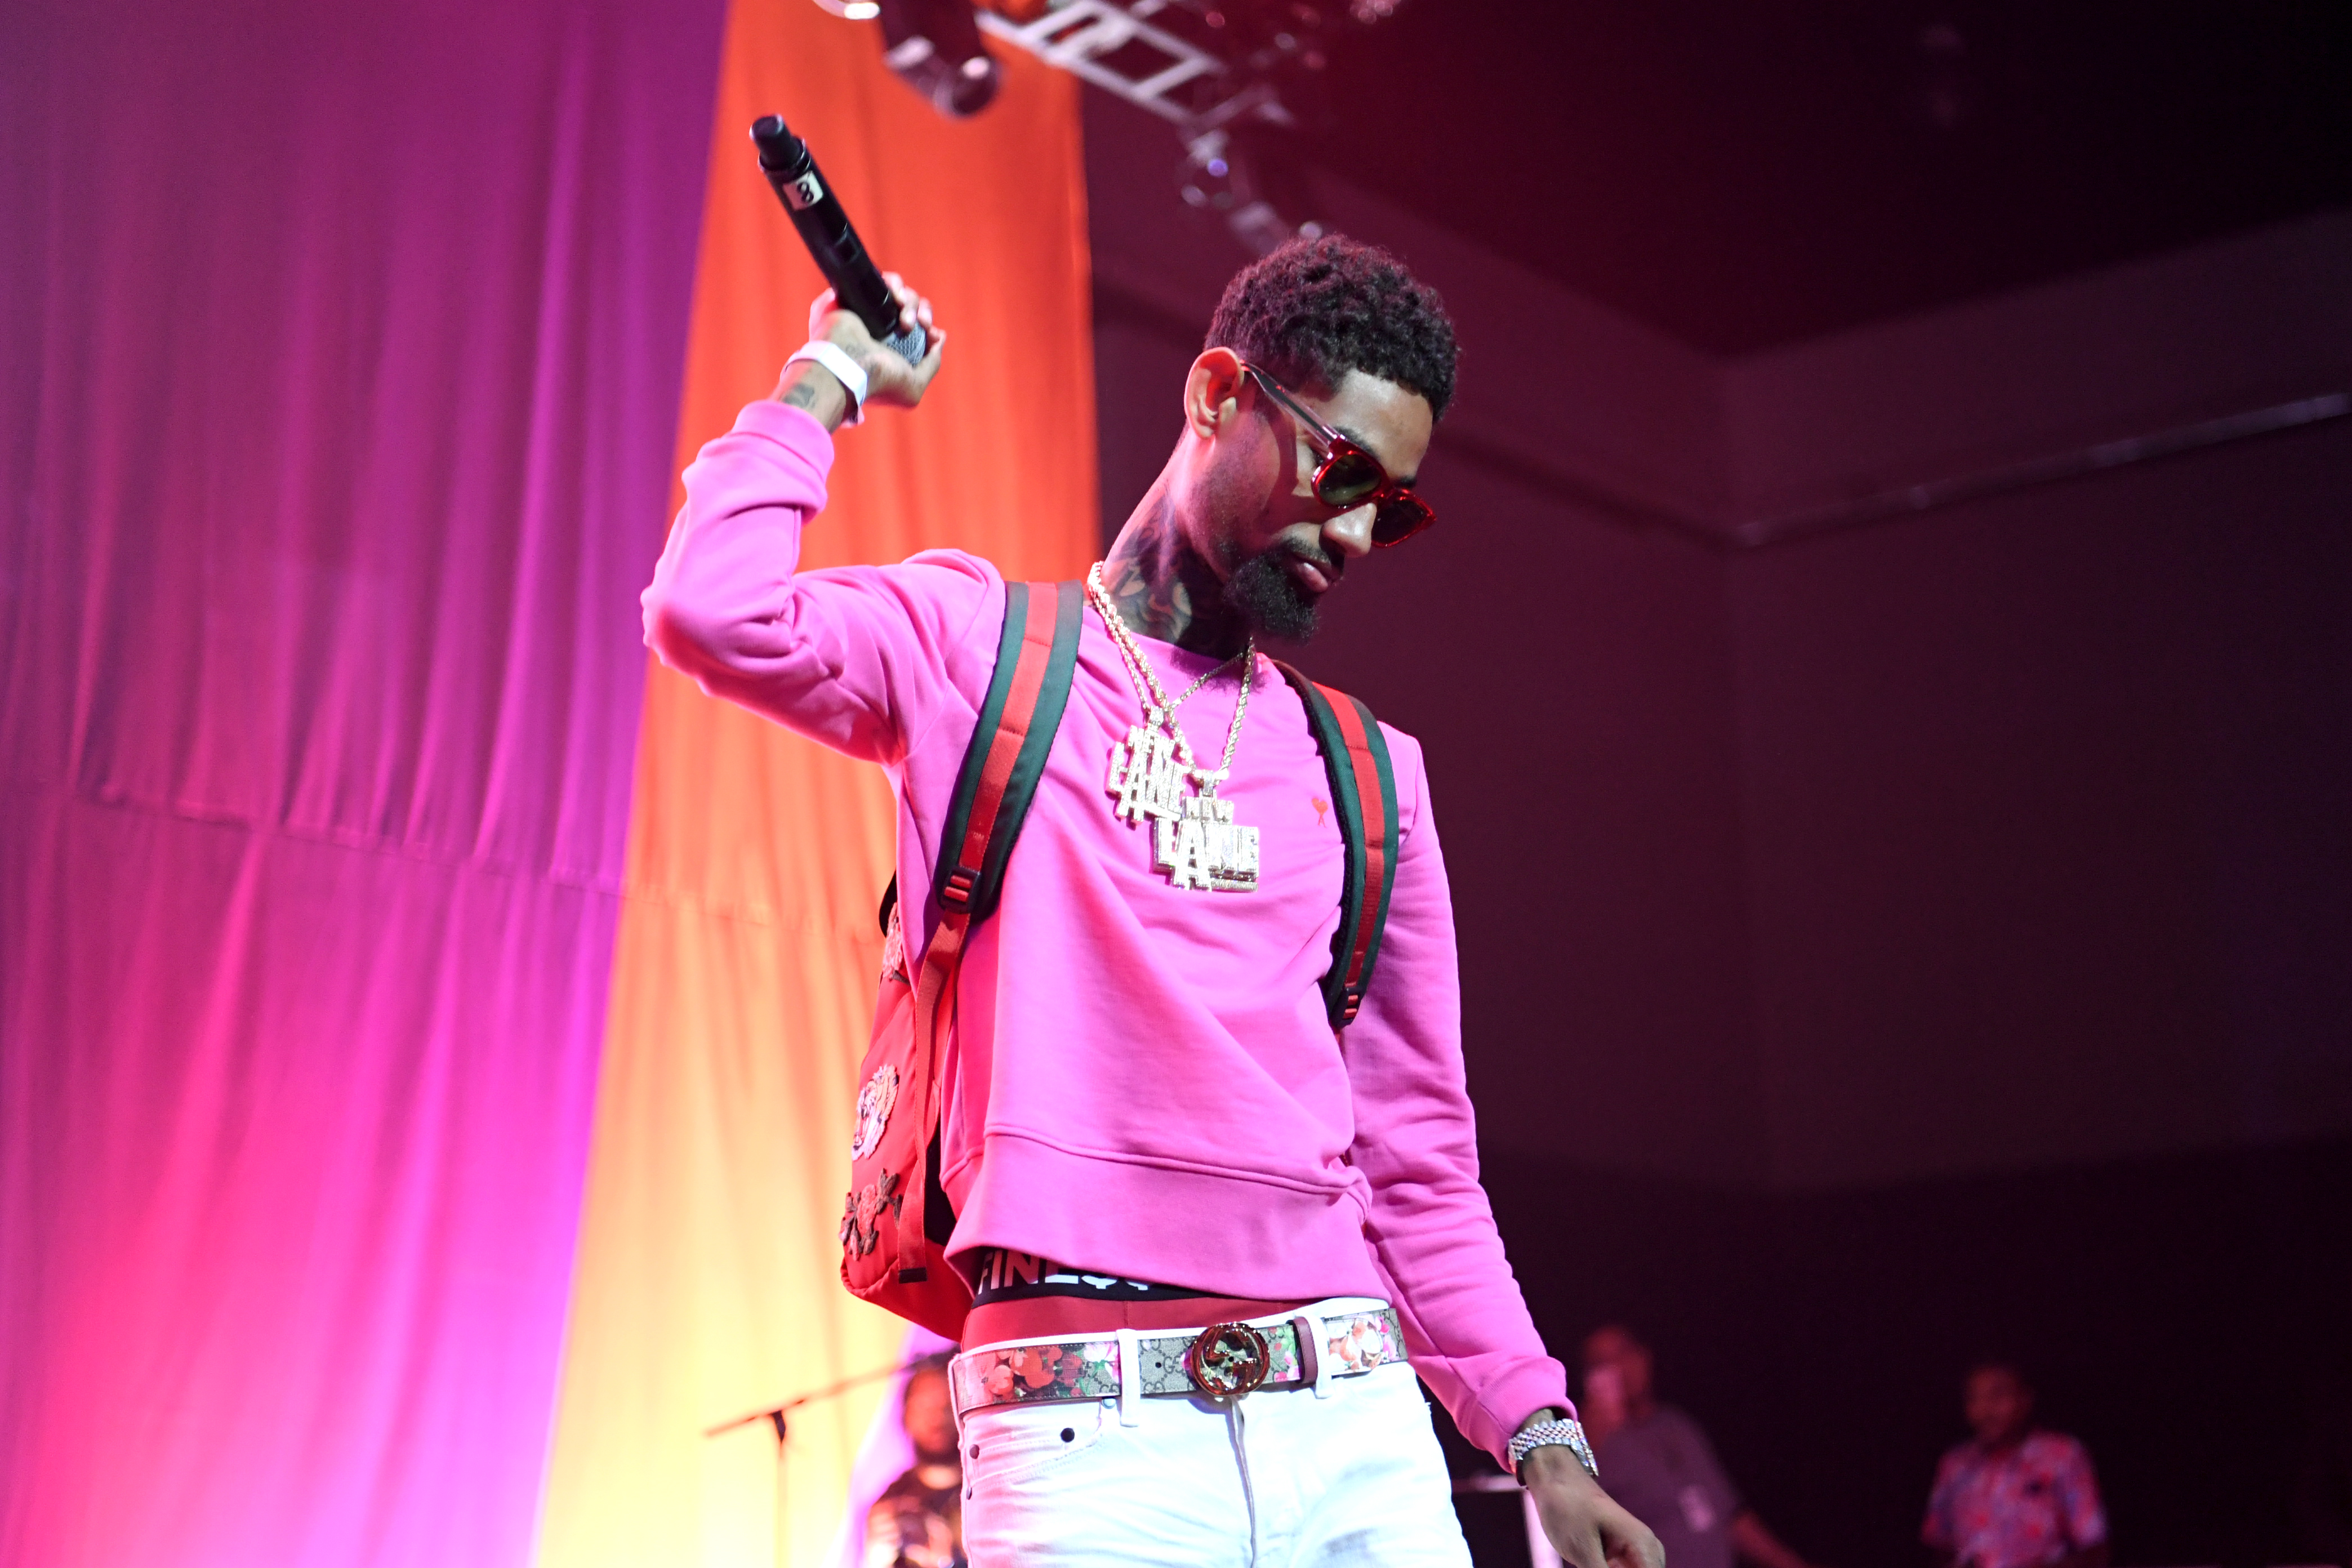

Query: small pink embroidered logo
1311;796;1329;827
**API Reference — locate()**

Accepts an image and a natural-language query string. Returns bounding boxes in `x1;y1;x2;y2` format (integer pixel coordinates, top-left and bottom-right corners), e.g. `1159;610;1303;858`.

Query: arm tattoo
773;362;850;431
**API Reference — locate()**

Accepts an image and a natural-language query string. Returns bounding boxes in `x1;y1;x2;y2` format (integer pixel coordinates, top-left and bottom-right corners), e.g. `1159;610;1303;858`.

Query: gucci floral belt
950;1305;1406;1415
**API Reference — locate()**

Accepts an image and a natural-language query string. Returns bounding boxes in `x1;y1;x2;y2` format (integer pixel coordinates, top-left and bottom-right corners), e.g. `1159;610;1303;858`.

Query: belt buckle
1187;1321;1272;1397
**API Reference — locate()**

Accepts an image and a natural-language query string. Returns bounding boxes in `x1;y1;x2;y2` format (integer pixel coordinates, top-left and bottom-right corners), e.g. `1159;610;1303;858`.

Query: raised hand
776;273;945;426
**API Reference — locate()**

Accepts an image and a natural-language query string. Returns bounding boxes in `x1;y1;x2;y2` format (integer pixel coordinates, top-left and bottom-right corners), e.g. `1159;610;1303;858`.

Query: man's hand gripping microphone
751;115;928;365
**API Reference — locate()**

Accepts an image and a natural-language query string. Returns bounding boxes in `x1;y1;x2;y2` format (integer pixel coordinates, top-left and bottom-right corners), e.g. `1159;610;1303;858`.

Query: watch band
785;338;868;426
1508;1416;1598;1482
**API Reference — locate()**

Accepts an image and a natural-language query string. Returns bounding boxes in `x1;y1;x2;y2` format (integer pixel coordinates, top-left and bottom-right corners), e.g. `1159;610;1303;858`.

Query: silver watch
1508;1416;1598;1482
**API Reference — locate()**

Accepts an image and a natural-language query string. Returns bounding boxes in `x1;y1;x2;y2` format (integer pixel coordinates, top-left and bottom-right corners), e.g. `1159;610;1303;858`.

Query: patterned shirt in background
864;1463;963;1568
1922;1431;2106;1568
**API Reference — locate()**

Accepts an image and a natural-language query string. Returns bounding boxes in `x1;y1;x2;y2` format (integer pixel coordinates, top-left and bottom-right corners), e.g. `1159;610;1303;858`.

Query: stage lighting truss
970;0;1403;251
817;0;1404;250
975;0;1281;134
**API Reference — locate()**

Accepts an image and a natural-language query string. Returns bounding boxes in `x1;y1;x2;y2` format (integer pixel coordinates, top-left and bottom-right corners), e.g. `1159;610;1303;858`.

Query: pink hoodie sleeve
640;399;996;763
1343;728;1572;1467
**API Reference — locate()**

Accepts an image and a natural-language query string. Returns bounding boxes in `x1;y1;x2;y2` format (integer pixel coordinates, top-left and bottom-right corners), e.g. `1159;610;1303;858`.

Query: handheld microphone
751;115;928;365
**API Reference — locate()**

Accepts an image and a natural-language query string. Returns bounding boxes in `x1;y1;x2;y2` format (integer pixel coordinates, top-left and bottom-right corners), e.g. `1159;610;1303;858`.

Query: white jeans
957;1347;1472;1567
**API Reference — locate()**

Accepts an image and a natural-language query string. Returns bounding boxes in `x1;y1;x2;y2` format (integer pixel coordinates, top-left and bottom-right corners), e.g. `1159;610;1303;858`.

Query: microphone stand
705;1358;928;1568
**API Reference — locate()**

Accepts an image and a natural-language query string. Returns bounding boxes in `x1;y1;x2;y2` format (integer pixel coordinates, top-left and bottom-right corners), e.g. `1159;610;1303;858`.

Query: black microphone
751;115;928;365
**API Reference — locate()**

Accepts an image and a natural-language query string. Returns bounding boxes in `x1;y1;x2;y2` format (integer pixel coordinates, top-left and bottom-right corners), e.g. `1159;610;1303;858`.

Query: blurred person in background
865;1356;965;1568
1922;1360;2106;1568
1580;1326;1825;1568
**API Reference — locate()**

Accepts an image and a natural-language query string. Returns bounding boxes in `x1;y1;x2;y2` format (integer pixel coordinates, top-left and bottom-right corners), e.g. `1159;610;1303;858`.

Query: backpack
836;580;1401;1340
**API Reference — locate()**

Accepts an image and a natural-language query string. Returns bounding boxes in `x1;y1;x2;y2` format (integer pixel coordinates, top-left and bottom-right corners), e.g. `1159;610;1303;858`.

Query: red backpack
837;581;1401;1340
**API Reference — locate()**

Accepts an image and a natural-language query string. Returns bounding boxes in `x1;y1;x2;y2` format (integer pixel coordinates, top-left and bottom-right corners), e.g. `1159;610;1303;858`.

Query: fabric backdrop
531;1;1098;1562
0;1;1092;1562
0;1;723;1563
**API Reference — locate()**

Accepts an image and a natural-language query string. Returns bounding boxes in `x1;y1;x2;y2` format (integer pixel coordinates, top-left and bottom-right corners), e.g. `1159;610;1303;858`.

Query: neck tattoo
1086;562;1261;893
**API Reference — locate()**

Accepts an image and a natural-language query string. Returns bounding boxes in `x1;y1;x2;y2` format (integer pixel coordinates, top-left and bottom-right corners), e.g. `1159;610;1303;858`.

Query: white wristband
784;339;868;426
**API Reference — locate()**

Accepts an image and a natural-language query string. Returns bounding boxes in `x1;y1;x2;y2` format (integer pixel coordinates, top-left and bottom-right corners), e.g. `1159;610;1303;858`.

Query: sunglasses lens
1371;494;1434;545
1316;451;1387;507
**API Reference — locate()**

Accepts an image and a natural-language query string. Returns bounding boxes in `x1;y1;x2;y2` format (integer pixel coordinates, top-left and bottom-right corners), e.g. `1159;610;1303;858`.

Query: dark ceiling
1291;0;2350;353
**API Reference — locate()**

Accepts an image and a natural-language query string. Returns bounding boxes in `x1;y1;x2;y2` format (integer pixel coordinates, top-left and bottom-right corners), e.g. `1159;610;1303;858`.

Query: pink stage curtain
0;2;723;1563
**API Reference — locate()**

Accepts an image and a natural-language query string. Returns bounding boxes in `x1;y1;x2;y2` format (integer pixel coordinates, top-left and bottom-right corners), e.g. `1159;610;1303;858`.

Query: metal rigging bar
977;1;1286;132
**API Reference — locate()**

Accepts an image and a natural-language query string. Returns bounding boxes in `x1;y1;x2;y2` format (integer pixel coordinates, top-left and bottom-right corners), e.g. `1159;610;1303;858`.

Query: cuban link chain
1086;561;1261;893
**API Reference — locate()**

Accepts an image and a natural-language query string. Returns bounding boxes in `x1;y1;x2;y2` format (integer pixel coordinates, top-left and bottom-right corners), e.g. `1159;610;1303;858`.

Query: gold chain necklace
1086;562;1260;893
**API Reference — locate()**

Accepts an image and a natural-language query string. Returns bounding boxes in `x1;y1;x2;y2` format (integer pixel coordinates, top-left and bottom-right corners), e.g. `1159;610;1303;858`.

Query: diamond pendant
1153;795;1260;892
1107;724;1186;824
1106;729;1259;893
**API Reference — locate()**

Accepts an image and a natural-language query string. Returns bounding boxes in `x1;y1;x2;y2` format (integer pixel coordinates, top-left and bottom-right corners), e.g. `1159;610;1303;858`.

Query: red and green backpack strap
1272;661;1401;1028
891;579;1081;1284
934;579;1085;920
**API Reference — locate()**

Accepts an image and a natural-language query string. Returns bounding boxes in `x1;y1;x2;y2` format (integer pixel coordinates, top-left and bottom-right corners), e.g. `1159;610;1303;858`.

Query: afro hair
1204;234;1459;420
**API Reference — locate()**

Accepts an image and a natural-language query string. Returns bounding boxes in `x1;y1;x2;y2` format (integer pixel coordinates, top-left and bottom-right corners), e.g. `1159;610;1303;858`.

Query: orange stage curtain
532;4;1097;1562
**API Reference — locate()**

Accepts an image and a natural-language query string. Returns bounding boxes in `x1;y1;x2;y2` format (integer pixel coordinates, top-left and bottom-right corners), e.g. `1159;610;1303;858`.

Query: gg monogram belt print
949;1307;1405;1415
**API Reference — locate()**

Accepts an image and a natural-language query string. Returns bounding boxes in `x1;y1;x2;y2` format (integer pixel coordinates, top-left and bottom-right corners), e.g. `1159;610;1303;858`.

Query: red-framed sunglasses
1241;363;1436;546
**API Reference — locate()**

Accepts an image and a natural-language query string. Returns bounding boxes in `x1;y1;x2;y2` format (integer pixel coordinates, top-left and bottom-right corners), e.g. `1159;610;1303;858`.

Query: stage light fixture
877;0;1003;117
1177;127;1322;256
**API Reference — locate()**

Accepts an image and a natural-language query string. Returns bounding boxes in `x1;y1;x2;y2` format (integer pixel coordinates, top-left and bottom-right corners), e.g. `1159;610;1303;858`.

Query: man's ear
1182;348;1249;440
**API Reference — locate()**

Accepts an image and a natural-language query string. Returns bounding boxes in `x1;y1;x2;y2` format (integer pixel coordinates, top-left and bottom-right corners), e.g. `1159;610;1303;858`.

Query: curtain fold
533;3;1098;1562
0;2;724;1562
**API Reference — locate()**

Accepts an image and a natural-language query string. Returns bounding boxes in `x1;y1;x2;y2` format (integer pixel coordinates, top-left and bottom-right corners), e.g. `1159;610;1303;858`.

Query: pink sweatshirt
643;400;1569;1463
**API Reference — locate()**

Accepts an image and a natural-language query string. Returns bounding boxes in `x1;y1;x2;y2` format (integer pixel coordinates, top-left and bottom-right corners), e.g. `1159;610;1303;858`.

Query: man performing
643;234;1661;1568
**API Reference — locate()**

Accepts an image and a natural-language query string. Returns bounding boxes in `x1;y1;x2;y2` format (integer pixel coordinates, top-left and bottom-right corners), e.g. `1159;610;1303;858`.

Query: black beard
1222;547;1324;642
